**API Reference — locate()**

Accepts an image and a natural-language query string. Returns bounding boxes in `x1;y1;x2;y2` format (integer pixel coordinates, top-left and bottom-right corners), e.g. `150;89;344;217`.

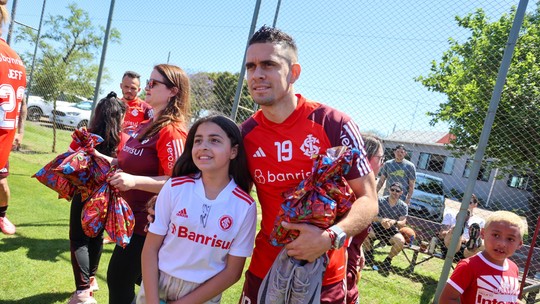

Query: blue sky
3;0;527;136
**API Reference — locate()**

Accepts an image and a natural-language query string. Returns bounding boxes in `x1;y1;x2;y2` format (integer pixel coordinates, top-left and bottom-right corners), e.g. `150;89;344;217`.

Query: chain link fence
6;0;539;302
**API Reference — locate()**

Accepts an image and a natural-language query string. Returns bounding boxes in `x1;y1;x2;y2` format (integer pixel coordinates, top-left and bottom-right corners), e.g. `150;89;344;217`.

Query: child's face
481;221;523;265
192;122;238;175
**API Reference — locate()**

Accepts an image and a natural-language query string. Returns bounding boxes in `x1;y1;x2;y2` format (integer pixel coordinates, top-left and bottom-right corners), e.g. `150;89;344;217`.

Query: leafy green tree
15;3;120;152
189;71;254;122
416;6;540;241
16;3;121;101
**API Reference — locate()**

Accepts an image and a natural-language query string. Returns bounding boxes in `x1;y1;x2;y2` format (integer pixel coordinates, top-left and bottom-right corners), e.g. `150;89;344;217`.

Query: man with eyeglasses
363;182;408;273
377;144;416;205
119;71;153;135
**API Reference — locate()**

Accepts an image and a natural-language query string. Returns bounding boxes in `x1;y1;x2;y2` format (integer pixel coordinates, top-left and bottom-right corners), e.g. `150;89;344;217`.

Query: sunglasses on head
390;188;402;192
146;78;168;89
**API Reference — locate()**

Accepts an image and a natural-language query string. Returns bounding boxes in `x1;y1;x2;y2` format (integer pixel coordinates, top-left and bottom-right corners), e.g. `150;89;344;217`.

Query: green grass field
0;122;441;303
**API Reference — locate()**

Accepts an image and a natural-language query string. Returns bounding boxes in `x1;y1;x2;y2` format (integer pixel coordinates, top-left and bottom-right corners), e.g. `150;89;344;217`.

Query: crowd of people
1;1;530;302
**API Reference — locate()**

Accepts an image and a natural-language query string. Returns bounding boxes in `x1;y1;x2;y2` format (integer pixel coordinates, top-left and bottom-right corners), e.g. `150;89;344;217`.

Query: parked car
26;95;71;121
48;101;92;129
408;173;446;222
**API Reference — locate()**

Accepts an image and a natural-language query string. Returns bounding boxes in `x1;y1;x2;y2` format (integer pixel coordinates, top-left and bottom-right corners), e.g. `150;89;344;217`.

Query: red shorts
0;161;9;179
239;269;346;304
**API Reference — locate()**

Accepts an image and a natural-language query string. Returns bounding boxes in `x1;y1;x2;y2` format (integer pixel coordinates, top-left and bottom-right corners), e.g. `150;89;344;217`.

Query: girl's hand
108;172;136;191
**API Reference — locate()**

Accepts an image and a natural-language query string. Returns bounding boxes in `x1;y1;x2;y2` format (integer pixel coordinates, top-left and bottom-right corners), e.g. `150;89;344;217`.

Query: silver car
408;173;445;222
49;101;92;129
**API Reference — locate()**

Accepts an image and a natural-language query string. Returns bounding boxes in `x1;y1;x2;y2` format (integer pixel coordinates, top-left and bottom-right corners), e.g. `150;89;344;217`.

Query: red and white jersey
0;38;26;168
118;121;187;235
241;94;371;285
448;252;521;303
121;97;153;135
149;176;257;283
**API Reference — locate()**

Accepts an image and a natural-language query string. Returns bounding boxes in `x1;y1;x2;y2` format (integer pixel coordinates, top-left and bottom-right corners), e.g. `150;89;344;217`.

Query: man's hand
405;197;411;205
282;221;332;262
381;218;395;229
12;133;23;151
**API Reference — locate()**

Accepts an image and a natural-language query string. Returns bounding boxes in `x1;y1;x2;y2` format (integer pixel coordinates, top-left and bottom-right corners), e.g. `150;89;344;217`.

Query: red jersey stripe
171;176;195;187
232;188;254;205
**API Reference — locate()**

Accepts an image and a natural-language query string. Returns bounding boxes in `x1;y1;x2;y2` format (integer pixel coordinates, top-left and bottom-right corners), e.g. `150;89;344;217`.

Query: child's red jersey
0;38;27;168
241;94;371;285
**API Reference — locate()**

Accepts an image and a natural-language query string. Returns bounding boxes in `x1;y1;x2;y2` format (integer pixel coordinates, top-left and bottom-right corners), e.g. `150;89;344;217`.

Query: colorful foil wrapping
33;128;134;248
269;146;361;246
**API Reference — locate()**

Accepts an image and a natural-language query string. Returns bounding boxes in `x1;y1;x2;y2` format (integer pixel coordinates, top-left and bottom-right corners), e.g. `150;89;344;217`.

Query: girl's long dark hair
89;91;127;157
172;114;252;193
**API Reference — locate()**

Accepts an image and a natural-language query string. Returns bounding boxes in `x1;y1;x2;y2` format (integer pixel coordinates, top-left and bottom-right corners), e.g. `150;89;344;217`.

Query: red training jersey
121;97;152;136
0;38;27;168
241;94;371;285
117;121;187;236
447;253;521;303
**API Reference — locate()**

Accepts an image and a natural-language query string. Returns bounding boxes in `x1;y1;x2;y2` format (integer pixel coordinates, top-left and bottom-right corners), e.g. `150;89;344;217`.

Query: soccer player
0;0;27;235
239;25;378;304
119;70;153;135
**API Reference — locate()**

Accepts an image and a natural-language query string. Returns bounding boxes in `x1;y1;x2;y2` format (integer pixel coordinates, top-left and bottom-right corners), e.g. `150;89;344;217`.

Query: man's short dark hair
248;25;298;59
394;144;406;151
123;70;140;80
390;182;403;191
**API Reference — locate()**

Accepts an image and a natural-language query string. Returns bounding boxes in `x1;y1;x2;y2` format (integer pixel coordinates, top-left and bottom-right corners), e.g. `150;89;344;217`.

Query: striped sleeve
156;124;187;176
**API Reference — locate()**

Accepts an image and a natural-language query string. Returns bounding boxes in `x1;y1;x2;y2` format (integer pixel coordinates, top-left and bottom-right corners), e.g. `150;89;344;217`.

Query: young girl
68;91;129;304
138;115;256;304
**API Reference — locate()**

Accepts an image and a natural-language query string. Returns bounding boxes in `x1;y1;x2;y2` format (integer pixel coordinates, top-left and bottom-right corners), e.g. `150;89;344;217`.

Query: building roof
384;130;454;145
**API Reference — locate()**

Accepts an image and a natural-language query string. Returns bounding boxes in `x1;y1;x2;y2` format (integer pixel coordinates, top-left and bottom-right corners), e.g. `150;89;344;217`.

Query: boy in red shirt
439;210;525;304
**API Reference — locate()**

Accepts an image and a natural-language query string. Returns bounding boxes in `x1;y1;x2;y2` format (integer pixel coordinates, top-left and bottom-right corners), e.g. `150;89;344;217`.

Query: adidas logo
253;147;266;158
176;208;188;218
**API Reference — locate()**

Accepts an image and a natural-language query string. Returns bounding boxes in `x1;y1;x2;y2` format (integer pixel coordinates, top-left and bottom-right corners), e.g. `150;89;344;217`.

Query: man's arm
376;174;386;193
12;97;27;151
283;172;378;262
405;178;415;205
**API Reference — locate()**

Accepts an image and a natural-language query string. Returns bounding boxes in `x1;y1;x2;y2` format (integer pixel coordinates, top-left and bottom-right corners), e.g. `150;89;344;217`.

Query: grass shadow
0;292;71;304
0;231;69;262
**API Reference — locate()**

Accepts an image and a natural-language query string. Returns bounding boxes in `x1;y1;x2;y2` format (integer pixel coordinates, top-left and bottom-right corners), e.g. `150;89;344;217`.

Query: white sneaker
89;276;99;291
67;289;97;304
0;216;16;235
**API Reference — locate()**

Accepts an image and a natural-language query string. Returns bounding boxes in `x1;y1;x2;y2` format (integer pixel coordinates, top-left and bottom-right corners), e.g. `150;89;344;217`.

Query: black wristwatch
327;225;347;250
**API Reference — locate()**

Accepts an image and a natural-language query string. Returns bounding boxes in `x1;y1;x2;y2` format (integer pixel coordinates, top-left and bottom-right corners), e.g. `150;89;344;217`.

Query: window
417;152;455;174
462;159;492;182
507;173;533;191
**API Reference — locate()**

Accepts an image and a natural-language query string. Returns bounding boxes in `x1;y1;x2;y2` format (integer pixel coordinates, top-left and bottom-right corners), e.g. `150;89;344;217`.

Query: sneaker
288;254;328;304
67;289;97;304
258;248;298;304
89;276;99;292
0;216;16;235
466;223;482;250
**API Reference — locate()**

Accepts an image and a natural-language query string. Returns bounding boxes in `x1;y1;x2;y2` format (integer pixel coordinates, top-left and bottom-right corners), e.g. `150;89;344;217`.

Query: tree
15;3;120;152
189;71;254;122
16;3;121;101
416;5;540;242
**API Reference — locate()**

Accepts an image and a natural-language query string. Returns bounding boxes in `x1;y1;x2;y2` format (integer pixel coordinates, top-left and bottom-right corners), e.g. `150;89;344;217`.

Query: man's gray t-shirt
378;196;408;220
381;159;416;198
